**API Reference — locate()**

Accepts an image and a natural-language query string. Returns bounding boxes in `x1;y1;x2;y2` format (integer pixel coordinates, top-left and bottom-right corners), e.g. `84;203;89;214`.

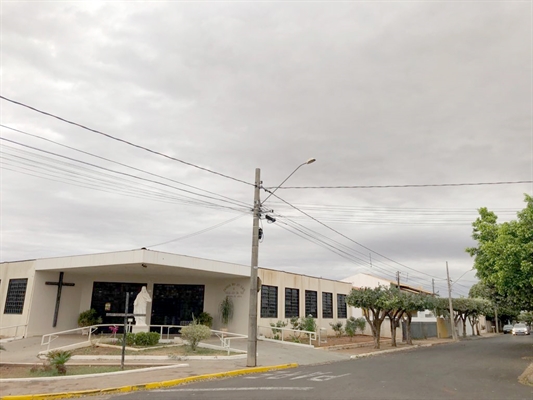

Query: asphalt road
111;335;532;400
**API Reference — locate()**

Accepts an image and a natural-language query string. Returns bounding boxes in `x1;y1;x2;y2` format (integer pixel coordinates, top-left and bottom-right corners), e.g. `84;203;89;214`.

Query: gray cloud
1;1;531;295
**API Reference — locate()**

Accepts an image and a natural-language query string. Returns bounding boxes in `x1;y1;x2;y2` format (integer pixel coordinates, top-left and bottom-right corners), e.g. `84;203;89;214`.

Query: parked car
512;323;530;336
502;324;514;334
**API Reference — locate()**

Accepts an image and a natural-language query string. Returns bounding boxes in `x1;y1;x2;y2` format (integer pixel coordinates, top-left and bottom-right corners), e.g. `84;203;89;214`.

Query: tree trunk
406;314;413;345
389;318;397;347
373;320;382;349
461;315;467;337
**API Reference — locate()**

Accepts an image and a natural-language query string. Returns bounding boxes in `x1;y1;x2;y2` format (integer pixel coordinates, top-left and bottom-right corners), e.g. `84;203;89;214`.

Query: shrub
134;332;160;346
77;309;102;327
345;317;366;340
300;315;317;334
118;332;160;346
330;321;344;337
197;312;213;328
180;322;212;351
270;320;287;340
345;317;357;339
46;350;72;375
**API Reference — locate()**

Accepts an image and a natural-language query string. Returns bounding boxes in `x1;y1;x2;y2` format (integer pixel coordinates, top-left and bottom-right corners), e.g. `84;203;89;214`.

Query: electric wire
267;191;446;281
0;96;254;186
1;137;251;211
0;124;252;209
147;214;249;248
272;181;533;189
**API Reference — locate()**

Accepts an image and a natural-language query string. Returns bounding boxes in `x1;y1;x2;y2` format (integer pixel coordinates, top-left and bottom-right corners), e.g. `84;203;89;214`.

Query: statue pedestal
132;325;149;333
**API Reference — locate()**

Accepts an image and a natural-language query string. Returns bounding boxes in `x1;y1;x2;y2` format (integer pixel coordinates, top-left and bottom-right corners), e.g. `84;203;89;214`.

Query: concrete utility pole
446;262;457;340
396;271;400;288
247;168;261;367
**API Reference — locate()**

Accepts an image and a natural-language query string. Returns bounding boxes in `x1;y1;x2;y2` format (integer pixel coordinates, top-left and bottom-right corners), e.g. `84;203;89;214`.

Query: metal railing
258;324;317;346
211;329;247;355
0;324;27;339
40;324;246;355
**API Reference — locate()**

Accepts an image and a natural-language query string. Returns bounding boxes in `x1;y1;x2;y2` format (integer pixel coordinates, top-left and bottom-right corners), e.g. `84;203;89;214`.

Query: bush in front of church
180;321;212;351
134;331;160;346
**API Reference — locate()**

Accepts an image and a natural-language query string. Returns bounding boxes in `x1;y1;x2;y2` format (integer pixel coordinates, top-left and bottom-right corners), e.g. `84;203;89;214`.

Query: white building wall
0;260;35;337
258;269;353;337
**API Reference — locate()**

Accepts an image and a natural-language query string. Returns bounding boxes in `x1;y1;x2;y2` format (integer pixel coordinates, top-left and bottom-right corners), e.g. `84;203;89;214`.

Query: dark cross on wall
45;272;75;327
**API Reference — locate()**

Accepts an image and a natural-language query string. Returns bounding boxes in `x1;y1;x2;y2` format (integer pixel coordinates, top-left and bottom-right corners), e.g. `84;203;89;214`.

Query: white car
512;323;530;335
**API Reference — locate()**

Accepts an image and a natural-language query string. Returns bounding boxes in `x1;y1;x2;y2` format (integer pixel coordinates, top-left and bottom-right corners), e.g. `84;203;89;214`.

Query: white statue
133;286;152;326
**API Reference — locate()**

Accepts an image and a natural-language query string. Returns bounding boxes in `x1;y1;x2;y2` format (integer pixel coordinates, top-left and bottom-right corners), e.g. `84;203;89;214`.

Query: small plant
354;317;366;334
109;325;119;338
300;315;317;336
330;321;344;338
345;317;357;340
270;320;288;340
134;331;160;346
197;312;213;328
46;350;72;375
180;320;212;351
77;309;102;327
0;344;5;351
345;317;366;340
219;296;234;327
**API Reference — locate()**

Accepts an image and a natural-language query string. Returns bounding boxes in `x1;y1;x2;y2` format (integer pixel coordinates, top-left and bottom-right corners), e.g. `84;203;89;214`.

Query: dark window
337;294;347;318
322;292;333;318
285;288;299;318
91;282;147;331
305;290;317;318
4;278;28;314
151;284;205;326
261;285;278;318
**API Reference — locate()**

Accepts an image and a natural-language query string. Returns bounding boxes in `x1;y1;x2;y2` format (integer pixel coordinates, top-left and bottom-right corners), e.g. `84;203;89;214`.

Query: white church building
0;248;353;338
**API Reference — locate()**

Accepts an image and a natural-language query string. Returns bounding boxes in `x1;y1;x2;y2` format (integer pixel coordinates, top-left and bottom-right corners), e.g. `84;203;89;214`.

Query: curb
0;363;299;400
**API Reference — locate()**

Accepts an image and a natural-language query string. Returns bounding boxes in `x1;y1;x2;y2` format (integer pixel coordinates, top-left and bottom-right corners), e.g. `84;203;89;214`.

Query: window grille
337;293;347;318
322;292;333;318
261;285;278;318
305;290;317;318
4;278;28;314
285;288;299;318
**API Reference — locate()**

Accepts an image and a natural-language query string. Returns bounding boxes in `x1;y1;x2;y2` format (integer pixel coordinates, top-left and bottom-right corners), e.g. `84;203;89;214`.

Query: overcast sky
1;1;532;297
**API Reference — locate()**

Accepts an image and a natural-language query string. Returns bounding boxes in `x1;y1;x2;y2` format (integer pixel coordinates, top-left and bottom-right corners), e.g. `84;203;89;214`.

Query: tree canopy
466;194;533;311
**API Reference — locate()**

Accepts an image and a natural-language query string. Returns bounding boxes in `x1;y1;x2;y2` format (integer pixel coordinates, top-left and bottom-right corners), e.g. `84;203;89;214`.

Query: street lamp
247;159;316;367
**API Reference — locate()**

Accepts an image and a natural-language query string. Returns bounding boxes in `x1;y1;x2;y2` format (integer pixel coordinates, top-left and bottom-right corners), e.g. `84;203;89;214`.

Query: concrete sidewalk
0;334;469;399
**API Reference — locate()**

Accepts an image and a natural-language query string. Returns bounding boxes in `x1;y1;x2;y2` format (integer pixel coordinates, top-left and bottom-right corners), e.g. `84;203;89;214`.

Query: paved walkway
0;333;476;399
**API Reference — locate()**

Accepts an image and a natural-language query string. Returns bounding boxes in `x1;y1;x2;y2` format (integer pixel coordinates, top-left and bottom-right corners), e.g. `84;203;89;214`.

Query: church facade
0;248;353;338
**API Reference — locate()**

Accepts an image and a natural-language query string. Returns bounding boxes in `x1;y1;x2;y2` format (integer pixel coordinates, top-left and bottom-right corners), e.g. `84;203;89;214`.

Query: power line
0;96;253;186
0;124;251;209
271;181;533;189
147;214;249;248
1;137;251;211
268;191;446;281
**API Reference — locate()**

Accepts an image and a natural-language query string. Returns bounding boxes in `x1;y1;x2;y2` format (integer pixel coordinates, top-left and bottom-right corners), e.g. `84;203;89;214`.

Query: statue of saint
133;286;152;326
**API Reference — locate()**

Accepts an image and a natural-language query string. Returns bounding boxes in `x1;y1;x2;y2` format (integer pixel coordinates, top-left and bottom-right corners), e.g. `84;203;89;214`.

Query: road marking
154;387;314;392
245;370;351;382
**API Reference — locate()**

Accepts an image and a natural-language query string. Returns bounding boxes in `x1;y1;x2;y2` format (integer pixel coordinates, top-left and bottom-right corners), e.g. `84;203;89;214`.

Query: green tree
466;194;533;311
402;292;437;345
468;282;520;330
346;286;394;349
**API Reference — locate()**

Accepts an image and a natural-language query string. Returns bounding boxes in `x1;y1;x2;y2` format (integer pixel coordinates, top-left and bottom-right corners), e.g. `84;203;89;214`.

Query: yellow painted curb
0;363;298;400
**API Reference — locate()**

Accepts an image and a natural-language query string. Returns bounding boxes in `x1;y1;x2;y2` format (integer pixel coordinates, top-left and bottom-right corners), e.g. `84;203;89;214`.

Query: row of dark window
261;285;347;319
2;279;350;321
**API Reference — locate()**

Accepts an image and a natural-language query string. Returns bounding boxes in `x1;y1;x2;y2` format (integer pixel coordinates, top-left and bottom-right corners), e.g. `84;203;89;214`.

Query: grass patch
69;344;234;357
1;365;144;379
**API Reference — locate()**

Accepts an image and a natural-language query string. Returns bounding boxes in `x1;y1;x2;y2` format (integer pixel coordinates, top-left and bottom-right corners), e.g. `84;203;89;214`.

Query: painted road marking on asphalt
244;370;351;382
154;387;314;392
